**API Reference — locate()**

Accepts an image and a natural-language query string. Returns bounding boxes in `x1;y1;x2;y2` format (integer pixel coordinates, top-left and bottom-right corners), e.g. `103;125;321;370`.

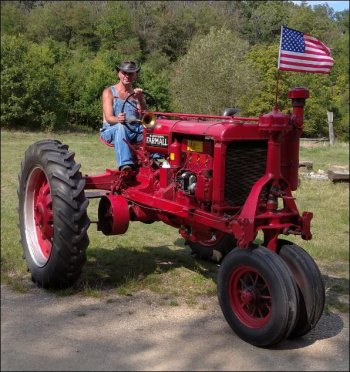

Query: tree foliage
171;28;259;115
1;35;63;130
1;0;348;139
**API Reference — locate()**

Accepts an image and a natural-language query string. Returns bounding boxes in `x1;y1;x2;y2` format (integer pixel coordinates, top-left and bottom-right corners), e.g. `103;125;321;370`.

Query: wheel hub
240;288;256;305
229;266;271;328
34;183;53;241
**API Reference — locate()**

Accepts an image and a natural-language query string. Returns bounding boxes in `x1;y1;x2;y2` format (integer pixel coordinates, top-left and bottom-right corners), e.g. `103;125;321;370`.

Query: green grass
1;130;348;313
300;141;349;172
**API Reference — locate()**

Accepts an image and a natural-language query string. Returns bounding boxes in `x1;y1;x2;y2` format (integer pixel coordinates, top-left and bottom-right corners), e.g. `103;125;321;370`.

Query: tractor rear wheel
18;140;90;289
217;245;299;347
277;239;325;338
188;232;235;262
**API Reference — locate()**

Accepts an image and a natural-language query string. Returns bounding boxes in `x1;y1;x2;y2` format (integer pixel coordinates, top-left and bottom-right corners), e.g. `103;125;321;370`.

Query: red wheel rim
34;174;53;257
24;167;53;266
228;266;271;328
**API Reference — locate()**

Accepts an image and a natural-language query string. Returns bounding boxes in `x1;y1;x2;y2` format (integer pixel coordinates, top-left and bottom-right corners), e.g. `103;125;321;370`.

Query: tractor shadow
274;310;346;350
268;273;348;350
59;238;348;349
74;236;219;293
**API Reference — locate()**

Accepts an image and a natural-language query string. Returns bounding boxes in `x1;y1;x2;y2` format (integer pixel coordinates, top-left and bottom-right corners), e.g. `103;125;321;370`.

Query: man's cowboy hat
116;61;140;73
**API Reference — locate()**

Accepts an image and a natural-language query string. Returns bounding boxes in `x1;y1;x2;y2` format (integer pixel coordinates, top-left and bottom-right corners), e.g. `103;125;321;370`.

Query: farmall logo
146;134;169;148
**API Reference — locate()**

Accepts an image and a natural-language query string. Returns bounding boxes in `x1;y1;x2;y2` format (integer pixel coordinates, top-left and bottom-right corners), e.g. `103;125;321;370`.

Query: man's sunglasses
120;71;135;76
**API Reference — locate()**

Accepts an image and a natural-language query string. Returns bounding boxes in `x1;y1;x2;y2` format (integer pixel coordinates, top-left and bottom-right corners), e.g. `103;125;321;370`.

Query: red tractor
18;87;324;347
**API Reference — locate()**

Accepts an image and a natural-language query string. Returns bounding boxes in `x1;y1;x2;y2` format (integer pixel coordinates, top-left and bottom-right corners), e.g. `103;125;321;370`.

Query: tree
245;44;284;115
1;35;63;130
241;1;290;44
95;1;141;58
138;62;171;112
0;1;347;134
56;48;120;129
0;3;27;35
287;2;335;43
170;28;259;115
329;10;349;139
25;1;99;50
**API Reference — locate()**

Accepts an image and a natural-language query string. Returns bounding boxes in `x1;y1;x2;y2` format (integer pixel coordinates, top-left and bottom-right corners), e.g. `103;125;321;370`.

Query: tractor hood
150;117;267;141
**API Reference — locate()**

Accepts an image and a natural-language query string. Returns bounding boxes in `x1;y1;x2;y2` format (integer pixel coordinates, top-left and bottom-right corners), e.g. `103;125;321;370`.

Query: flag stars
281;28;305;53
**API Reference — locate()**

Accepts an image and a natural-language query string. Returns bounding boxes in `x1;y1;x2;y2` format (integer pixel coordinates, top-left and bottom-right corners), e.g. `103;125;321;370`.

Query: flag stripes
278;26;334;74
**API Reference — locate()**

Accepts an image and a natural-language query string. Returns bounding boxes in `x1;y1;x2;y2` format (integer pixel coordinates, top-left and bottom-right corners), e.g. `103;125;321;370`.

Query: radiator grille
225;141;268;206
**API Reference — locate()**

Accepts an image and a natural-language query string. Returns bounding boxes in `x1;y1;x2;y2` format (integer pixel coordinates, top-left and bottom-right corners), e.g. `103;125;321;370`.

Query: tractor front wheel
18;140;90;289
217;245;299;347
278;239;325;338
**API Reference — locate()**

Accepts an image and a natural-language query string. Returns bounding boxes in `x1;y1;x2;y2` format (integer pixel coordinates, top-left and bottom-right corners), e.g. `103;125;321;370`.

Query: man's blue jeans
100;123;143;170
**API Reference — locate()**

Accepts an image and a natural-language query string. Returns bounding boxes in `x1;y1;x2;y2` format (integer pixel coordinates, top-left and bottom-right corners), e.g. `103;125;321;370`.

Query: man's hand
134;88;147;111
133;88;145;101
117;112;126;123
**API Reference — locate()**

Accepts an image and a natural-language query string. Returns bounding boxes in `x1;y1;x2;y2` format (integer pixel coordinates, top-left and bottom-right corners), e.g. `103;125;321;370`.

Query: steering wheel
121;91;158;133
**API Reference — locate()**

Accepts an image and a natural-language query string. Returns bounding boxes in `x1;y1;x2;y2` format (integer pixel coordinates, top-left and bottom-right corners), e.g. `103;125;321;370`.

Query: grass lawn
1;130;348;313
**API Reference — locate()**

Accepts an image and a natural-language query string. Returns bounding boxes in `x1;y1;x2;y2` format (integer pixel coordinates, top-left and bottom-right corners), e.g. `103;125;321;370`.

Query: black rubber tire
18;140;90;289
189;232;236;262
217;245;299;347
277;239;325;338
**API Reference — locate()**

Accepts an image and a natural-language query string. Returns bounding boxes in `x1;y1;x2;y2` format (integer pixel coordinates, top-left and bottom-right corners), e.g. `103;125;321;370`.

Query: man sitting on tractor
100;61;147;171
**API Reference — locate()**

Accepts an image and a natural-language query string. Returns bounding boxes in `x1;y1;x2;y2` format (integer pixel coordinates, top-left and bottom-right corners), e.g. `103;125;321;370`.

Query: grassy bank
1;130;348;312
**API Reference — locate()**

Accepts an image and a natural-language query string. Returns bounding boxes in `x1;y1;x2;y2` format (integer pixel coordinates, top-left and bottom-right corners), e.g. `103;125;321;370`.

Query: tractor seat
99;135;143;150
99;136;114;147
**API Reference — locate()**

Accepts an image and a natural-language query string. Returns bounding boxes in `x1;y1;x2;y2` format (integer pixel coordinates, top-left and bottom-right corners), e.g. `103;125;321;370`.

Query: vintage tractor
18;87;325;347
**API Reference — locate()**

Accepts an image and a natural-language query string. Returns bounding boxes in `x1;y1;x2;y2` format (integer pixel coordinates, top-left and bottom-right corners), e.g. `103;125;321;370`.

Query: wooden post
327;111;334;146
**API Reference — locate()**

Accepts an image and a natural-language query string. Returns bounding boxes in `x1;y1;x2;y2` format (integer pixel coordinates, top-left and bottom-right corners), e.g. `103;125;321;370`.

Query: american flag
278;26;334;74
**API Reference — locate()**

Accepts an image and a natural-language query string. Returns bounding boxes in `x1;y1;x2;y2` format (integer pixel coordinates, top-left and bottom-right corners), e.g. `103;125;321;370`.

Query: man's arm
137;97;147;111
102;87;124;124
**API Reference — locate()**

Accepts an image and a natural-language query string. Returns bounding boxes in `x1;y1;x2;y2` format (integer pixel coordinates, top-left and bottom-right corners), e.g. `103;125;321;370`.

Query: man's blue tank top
102;85;140;129
111;85;140;119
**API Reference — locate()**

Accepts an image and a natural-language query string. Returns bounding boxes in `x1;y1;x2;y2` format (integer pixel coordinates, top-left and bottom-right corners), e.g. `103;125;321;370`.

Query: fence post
327;111;334;146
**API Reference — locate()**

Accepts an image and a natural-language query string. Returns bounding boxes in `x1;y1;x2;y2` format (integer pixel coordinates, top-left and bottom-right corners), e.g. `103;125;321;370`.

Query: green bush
1;35;63;131
170;27;260;115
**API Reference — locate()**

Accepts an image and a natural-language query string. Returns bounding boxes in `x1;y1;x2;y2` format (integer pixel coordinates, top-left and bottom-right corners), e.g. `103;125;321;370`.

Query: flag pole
275;69;280;110
275;25;284;111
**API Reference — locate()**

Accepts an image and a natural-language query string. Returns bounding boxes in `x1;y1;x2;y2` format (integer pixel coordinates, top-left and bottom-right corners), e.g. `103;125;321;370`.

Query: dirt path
1;284;349;371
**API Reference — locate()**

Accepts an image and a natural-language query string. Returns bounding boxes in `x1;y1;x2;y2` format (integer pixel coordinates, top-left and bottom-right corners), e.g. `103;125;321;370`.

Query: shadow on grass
60;240;349;316
68;242;219;295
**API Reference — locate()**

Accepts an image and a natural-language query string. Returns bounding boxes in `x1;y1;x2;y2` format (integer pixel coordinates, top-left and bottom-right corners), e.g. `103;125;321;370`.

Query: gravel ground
1;284;349;371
